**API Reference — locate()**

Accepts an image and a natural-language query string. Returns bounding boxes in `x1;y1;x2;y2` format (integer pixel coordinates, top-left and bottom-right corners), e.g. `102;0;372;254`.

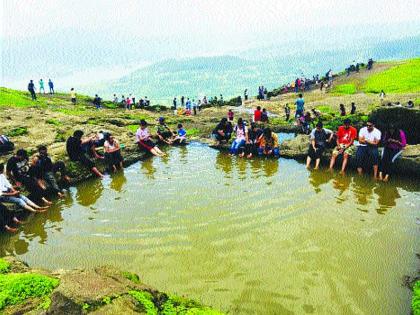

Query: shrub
129;290;157;315
0;273;59;310
7;127;28;137
0;259;10;274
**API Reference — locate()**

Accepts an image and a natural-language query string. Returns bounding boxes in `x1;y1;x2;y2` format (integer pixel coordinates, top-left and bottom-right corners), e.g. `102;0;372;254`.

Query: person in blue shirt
48;79;54;94
172;124;187;144
295;93;305;118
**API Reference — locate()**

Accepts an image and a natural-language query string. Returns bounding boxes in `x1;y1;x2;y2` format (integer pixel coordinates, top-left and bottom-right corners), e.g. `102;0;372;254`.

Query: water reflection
374;184;401;214
352;176;375;209
110;171;127;193
141;158;157;179
308;170;333;194
332;174;351;204
75;179;104;207
215;152;233;175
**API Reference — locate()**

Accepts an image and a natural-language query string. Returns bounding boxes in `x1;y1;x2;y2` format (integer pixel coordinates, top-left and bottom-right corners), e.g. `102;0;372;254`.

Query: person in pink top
379;125;406;182
227;109;234;121
136;120;165;157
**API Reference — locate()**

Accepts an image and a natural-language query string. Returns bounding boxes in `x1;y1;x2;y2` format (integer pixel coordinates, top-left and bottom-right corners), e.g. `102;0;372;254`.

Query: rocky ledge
0;257;223;315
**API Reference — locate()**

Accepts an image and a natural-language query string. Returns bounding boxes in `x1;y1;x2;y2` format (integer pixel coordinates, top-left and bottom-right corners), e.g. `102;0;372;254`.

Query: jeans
356;145;379;168
0;195;31;208
258;146;280;157
230;139;245;154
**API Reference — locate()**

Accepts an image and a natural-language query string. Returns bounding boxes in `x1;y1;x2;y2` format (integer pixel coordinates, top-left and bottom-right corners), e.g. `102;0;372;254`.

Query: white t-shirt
358;127;381;146
136;127;150;142
104;139;119;151
0;174;12;195
234;125;248;141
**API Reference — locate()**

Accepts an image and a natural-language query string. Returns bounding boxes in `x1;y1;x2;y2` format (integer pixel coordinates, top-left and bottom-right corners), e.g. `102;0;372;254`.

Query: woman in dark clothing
212;118;231;144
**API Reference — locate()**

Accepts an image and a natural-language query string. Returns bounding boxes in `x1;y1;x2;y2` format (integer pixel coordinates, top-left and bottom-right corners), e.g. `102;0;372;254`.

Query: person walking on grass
48;79;54;94
39;79;45;94
28;80;36;100
70;88;76;104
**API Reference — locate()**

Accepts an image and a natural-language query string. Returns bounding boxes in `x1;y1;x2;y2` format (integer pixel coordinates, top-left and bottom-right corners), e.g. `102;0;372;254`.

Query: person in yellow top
258;128;280;157
70;88;76;104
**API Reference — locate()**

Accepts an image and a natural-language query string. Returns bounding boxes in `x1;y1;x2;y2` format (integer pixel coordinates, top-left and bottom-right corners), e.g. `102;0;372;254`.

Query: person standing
350;102;356;115
131;94;136;107
379;125;406;182
197;99;202;112
93;94;102;109
181;96;185;108
227;109;234;121
28;80;36;100
356;120;381;178
339;104;346;116
295;94;305;118
39;79;45;94
70;88;76;104
244;89;248;101
284;104;290;121
192;99;197;115
173;97;177;110
48;79;54;94
329;118;357;173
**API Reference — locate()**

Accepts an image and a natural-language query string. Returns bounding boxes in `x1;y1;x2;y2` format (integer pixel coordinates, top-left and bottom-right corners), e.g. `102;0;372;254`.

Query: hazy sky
3;0;420;41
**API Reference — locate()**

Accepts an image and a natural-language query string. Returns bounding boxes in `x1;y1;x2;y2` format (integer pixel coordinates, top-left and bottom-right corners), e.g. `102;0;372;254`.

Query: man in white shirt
356;120;382;178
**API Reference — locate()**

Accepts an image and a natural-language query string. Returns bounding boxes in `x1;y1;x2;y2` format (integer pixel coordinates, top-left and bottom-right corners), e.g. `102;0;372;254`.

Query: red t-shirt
337;126;357;145
254;110;262;121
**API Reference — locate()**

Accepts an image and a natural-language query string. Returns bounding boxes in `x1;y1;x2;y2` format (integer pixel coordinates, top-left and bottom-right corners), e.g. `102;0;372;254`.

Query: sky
3;0;420;41
1;0;419;90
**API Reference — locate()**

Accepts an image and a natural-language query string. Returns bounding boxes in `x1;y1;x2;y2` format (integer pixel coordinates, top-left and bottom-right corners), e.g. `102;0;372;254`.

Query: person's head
343;118;351;128
250;122;256;130
316;121;323;130
30;80;33;83
262;108;266;112
299;93;303;98
263;128;272;139
38;145;48;156
340;104;344;108
366;120;375;132
351;102;355;106
104;133;113;142
177;123;183;129
140;119;147;128
16;149;28;161
158;117;165;124
95;94;98;97
229;109;232;112
73;130;84;139
220;117;228;125
237;118;243;126
257;106;261;111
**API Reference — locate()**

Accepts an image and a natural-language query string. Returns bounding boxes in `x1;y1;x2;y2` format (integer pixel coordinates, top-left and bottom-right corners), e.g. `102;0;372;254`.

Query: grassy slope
332;58;420;95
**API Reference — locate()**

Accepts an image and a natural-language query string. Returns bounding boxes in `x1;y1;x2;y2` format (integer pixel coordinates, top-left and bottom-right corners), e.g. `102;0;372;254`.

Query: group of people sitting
305;119;406;182
212;118;279;158
135;118;187;156
0;146;70;232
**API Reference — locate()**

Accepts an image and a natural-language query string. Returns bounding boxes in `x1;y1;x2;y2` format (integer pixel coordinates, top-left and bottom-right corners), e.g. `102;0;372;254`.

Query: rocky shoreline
0;256;223;314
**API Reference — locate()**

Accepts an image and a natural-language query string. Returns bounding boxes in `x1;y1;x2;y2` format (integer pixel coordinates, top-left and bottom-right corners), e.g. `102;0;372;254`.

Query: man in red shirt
329;118;357;173
254;106;262;122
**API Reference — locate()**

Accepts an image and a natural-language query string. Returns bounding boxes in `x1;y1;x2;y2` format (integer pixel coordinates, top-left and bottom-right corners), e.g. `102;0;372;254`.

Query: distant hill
78;35;420;105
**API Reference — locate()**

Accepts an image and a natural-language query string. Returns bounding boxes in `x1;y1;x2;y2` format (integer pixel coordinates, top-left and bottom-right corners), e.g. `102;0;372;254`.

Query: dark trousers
380;148;400;176
29;89;36;100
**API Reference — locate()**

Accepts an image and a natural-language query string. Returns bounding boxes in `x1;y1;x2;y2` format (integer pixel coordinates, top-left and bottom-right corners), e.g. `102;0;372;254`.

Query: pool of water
0;142;419;314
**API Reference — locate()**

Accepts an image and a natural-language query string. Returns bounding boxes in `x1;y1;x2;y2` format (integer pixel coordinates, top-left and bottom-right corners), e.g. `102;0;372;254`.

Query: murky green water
1;140;419;314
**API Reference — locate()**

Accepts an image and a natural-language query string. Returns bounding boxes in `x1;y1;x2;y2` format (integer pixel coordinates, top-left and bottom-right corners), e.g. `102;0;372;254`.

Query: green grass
129;290;158;315
46;119;62;126
0;273;59;310
0;87;43;107
332;83;357;95
122;271;141;284
0;259;11;274
413;281;420;315
161;295;224;315
7;127;28;137
186;128;200;136
363;58;420;93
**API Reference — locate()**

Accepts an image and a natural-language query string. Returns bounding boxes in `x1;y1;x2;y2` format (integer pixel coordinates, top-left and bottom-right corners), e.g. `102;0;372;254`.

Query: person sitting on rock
230;118;248;157
66;130;104;178
172;124;187;145
212;118;231;145
406;100;414;108
0;135;14;154
32;145;70;198
379;125;406;182
306;122;333;170
261;108;269;123
0;202;22;233
245;123;263;158
156;117;175;144
329;118;357;173
6;149;51;205
258;128;280;158
355;120;381;178
136;120;165;157
104;133;123;172
0;163;48;213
